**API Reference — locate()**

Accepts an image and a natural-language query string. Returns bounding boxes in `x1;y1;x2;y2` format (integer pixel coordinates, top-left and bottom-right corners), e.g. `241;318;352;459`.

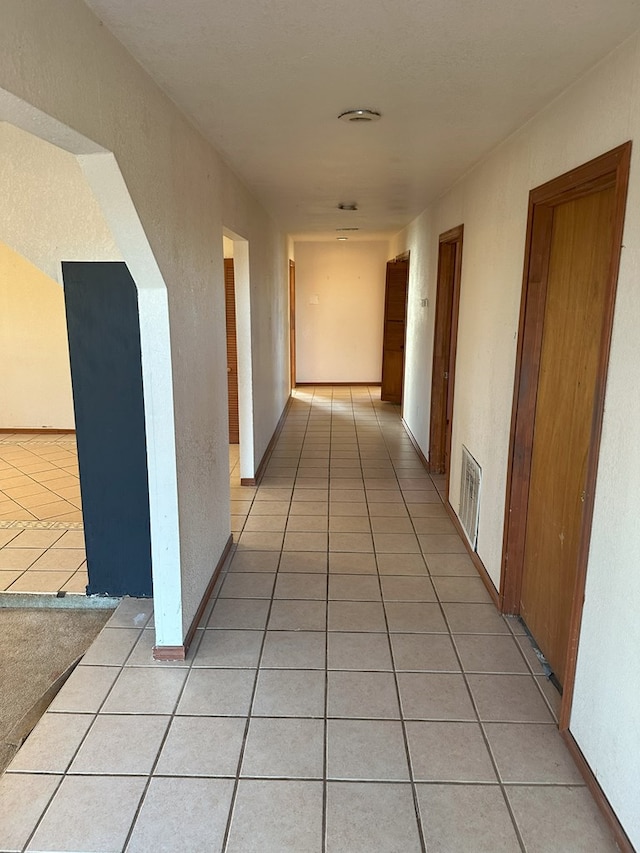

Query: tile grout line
19;605;155;853
120;616;208;851
366;384;429;853
220;386;312;853
440;602;529;852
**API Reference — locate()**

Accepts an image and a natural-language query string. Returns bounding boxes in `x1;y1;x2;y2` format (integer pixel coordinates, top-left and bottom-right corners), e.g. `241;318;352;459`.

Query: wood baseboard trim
152;645;186;661
153;534;233;661
401;418;430;472
0;428;76;434
561;730;635;853
241;396;293;487
294;381;382;387
444;500;500;608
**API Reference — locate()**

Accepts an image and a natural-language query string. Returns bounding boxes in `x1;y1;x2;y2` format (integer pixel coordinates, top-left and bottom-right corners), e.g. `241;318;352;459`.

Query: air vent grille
459;446;481;549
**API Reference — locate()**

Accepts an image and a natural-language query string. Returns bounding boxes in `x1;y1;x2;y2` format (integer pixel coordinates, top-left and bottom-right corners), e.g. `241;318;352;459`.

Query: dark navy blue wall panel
62;262;152;597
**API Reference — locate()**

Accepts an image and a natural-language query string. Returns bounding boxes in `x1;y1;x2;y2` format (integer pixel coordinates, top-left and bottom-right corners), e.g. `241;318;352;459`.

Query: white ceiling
84;0;640;239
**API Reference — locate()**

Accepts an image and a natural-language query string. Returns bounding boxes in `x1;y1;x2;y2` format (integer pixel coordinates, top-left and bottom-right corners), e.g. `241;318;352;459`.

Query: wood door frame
429;225;464;488
380;254;410;406
289;260;296;389
500;142;632;730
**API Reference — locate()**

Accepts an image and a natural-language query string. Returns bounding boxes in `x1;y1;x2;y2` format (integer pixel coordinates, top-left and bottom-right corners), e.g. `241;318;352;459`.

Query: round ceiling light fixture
337;203;358;211
337;237;349;241
339;109;381;123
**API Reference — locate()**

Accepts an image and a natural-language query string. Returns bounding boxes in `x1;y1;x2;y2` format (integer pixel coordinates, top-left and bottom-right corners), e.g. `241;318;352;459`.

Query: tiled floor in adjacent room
0;388;619;852
0;434;86;594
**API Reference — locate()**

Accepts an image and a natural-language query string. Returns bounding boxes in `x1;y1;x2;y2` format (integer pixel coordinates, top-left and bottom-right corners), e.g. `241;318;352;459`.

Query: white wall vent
459;446;481;550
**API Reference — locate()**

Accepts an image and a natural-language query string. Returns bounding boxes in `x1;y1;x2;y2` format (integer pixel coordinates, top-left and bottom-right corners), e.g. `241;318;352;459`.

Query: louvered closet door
224;259;239;444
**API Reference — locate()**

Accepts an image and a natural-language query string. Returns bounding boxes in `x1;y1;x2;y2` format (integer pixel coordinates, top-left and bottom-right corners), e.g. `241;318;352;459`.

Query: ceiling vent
459;446;481;550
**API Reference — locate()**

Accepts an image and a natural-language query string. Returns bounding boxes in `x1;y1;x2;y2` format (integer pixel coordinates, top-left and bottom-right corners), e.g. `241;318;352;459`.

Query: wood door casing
429;226;463;481
520;187;615;686
501;142;631;727
224;258;239;444
380;258;409;404
289;260;296;389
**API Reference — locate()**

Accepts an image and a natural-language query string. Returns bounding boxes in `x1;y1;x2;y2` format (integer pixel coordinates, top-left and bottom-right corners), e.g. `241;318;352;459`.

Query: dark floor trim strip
153;534;233;661
0;428;76;434
241;396;293;486
401;417;430;472
295;381;381;387
562;730;635;853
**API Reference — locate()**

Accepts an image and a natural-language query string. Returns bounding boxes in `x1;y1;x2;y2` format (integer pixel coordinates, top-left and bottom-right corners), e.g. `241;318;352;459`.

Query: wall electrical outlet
421;298;428;308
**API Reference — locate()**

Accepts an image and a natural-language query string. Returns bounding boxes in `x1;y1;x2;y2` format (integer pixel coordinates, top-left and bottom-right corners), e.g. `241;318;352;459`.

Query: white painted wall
393;34;640;847
0;1;290;644
0;243;74;428
294;240;389;383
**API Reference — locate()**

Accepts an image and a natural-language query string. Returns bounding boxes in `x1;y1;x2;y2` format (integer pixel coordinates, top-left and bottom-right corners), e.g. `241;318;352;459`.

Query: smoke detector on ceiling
338;109;381;123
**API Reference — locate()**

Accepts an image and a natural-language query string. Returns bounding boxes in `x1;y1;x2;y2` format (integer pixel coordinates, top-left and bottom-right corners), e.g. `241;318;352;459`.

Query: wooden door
380;258;409;403
429;226;463;479
289;260;296;389
520;187;615;686
224;258;239;444
502;143;631;726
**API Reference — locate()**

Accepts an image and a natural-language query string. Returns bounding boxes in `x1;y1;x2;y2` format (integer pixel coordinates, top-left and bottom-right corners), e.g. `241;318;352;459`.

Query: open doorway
0;123;113;597
223;229;257;540
428;225;463;491
380;255;409;405
501;143;631;728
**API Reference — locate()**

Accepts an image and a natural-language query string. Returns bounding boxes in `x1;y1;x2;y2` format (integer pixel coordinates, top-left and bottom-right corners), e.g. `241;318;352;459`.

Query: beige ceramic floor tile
69;714;169;774
417;784;521;853
326;781;423;853
406;721;497;781
485;722;584;784
0;773;62;853
226;780;323;853
127;778;234;853
0;567;24;589
505;785;619;852
29;548;86;571
252;669;325;717
26;776;146;853
241;717;324;778
8;570;73;592
327;720;409;781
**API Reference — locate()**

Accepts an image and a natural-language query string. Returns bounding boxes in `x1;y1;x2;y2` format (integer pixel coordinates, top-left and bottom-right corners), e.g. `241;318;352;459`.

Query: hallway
0;387;617;852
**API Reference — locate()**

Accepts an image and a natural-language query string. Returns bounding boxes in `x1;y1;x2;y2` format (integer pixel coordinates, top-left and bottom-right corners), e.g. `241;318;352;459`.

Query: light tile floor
0;387;619;852
0;434;87;594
